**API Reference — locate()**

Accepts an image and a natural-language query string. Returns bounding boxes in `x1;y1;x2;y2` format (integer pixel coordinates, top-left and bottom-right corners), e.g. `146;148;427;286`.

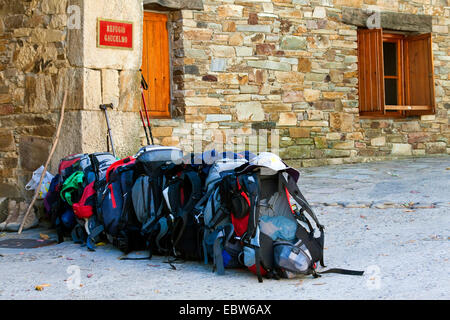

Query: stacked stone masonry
0;0;143;198
0;0;449;199
153;0;449;170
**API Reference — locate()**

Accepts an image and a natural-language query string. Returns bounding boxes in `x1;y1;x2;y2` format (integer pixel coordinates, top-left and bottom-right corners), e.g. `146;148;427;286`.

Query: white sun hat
246;152;300;181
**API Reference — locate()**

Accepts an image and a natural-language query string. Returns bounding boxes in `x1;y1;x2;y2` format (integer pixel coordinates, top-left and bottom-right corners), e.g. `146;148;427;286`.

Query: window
357;29;435;117
141;11;171;118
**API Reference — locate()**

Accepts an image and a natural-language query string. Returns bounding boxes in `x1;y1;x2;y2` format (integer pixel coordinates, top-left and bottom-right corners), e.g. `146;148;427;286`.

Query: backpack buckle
193;210;203;224
291;246;300;255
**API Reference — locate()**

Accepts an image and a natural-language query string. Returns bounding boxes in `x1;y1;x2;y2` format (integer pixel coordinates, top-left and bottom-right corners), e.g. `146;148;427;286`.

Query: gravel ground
0;156;449;300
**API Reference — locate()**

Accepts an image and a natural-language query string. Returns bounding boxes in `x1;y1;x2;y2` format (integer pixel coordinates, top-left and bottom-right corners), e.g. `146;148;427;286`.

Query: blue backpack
99;156;142;253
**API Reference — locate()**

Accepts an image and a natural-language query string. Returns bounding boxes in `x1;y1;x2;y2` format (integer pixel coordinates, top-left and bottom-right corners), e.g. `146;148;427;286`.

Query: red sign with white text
97;19;133;50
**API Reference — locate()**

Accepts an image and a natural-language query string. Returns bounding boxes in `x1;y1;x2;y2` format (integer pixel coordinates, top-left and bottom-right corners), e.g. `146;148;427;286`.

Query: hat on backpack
244;152;300;181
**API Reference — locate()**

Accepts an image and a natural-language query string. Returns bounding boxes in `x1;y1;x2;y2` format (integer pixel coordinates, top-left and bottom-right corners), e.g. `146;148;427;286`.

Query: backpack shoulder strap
170;170;203;252
280;172;324;231
280;171;327;267
182;170;203;211
166;178;182;215
239;172;261;243
193;176;220;214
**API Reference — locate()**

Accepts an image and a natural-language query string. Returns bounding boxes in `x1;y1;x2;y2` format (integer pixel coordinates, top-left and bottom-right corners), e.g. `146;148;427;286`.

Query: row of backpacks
44;145;364;282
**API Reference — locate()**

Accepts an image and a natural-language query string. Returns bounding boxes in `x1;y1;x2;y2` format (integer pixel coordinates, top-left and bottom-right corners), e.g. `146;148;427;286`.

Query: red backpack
73;181;96;219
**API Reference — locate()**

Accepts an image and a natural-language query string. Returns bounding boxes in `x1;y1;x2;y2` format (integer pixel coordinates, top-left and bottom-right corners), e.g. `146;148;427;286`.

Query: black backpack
239;165;364;282
204;160;365;282
98;156;147;254
127;145;184;259
163;169;204;261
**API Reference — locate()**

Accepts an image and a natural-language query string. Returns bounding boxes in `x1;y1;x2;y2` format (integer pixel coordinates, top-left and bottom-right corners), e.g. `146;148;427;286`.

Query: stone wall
0;0;449;200
0;0;144;199
0;0;69;197
149;0;449;167
61;0;144;163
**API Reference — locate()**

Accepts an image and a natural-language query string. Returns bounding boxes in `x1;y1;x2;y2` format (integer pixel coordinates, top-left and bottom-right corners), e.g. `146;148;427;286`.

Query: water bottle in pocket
273;240;313;278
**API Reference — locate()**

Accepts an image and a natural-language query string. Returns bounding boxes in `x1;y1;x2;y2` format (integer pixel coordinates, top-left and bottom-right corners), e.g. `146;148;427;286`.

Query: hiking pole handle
140;69;149;91
99;103;116;158
139;70;154;145
99;103;113;111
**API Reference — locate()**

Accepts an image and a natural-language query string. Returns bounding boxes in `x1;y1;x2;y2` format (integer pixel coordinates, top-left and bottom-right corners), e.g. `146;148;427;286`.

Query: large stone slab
68;0;143;70
247;60;291;71
236;101;264;122
0;130;15;152
19;136;51;172
142;0;204;10
425;142;446;154
119;69;141;112
280;36;307;50
80;110;142;159
102;69;120;108
341;7;432;33
83;68;102;110
391;143;412;156
236;25;271;33
49;111;83;174
41;0;68;14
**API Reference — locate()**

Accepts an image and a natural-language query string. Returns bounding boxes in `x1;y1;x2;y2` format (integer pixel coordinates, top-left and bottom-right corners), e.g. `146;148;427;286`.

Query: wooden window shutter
142;12;171;118
404;33;435;116
357;28;385;115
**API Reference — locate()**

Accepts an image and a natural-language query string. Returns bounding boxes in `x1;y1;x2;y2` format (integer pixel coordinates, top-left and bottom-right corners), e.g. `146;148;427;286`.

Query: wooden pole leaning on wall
18;91;68;234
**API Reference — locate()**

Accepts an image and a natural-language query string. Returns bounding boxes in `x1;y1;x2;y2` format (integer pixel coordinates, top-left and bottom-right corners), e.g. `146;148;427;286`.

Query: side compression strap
254;247;263;283
240;173;260;242
141;201;164;235
318;268;364;276
156;217;169;252
71;224;85;244
213;232;225;275
193;183;216;213
203;230;209;265
281;173;324;230
211;224;235;275
86;225;104;251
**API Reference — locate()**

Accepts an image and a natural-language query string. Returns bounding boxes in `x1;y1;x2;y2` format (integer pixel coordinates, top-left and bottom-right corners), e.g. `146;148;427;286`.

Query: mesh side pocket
273;241;311;274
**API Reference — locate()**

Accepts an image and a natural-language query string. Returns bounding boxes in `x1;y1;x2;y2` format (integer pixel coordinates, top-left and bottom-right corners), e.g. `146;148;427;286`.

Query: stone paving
0;156;449;300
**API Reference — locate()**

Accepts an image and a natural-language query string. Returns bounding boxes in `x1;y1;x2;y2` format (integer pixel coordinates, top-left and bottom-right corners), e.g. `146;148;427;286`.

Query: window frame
382;33;404;117
357;29;435;119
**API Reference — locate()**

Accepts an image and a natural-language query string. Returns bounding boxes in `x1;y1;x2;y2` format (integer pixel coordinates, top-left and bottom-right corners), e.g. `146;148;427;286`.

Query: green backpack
60;171;85;206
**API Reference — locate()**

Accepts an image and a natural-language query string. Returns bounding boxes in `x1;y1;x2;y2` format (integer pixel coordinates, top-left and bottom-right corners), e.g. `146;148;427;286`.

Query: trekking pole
99;103;116;158
140;109;151;145
140;72;154;145
18;92;68;234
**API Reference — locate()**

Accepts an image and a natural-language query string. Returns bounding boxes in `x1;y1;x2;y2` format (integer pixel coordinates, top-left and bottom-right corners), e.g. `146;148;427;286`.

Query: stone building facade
0;0;144;198
0;0;449;199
